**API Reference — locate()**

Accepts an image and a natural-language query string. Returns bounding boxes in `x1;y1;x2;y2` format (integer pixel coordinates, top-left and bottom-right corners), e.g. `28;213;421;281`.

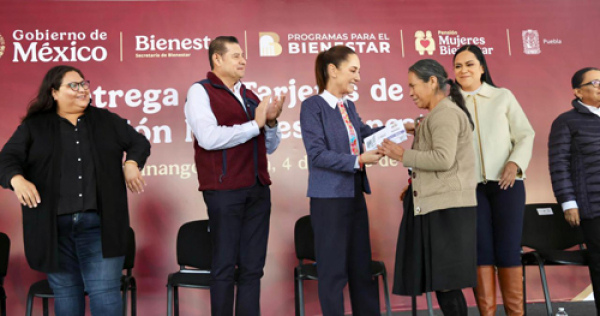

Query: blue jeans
47;211;124;316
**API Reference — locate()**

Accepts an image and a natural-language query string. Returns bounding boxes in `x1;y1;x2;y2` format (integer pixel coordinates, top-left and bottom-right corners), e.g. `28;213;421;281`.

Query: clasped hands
255;94;287;128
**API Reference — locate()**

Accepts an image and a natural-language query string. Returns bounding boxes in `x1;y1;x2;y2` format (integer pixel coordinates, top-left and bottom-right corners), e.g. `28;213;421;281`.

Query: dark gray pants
310;174;380;316
203;183;271;316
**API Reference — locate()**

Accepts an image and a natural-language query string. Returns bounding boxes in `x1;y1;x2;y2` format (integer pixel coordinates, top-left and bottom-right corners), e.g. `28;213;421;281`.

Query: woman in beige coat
381;59;477;316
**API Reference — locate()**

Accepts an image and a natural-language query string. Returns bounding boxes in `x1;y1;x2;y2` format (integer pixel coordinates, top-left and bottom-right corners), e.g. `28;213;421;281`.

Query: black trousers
310;174;380;316
580;217;600;316
202;182;271;316
476;181;525;267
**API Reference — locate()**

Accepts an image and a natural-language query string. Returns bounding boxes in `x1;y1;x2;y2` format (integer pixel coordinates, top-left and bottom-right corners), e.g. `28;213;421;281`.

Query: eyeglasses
579;79;600;89
62;80;90;91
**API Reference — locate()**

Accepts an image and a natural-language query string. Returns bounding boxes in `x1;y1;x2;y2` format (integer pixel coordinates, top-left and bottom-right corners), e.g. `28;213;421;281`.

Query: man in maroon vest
184;36;285;316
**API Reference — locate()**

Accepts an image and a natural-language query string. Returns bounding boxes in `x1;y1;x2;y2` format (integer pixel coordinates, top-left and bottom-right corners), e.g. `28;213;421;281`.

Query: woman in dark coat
0;65;150;316
549;67;600;316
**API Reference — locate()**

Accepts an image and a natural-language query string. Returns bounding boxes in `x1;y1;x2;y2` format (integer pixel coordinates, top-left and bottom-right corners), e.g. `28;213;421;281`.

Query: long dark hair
453;45;496;88
23;65;85;122
315;45;356;94
409;59;474;130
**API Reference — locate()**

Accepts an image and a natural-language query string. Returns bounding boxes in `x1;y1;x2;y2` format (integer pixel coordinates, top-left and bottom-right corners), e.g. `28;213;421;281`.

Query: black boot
435;290;468;316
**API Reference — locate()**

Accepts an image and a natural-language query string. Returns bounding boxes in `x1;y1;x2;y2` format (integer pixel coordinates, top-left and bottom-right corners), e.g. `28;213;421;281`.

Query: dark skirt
392;186;477;296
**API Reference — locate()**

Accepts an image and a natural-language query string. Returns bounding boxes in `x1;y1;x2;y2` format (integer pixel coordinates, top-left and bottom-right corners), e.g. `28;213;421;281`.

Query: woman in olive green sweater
380;59;477;316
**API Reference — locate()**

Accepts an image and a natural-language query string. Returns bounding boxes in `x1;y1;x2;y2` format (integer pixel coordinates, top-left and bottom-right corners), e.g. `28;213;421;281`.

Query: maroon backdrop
0;0;598;314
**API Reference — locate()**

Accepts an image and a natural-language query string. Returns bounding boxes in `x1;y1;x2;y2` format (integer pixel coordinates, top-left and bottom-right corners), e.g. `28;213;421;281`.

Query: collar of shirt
228;80;245;107
319;90;348;109
232;81;242;94
460;81;493;99
56;113;86;125
578;100;600;116
462;85;483;96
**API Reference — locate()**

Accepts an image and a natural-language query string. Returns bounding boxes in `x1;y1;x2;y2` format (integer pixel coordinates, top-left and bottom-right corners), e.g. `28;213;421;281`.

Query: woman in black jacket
0;65;150;316
548;67;600;315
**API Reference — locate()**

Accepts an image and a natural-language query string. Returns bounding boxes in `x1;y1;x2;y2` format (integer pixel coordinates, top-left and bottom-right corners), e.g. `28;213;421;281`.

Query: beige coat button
415;207;421;214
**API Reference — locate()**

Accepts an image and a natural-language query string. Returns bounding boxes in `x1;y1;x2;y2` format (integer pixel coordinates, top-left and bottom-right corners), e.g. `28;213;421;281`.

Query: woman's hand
378;139;405;161
404;122;415;135
10;175;41;208
124;161;146;194
564;208;580;227
399;185;409;201
360;149;383;164
499;161;519;190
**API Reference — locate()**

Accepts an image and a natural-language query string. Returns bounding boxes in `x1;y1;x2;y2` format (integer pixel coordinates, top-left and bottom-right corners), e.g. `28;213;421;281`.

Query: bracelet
358;155;364;170
124;160;138;167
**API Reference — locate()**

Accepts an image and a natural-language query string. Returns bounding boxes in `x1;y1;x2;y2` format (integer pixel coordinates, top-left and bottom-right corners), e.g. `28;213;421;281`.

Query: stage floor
392;301;595;315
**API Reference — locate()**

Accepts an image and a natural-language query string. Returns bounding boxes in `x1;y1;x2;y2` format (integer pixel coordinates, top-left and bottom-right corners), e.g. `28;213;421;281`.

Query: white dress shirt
561;101;600;212
184;80;281;154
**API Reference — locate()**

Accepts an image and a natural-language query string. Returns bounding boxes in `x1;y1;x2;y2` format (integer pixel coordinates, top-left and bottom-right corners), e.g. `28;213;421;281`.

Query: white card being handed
364;119;407;151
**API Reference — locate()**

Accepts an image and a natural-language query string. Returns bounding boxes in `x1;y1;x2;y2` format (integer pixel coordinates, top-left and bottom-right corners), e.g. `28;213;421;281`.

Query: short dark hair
453;45;496;87
571;67;599;89
208;36;239;70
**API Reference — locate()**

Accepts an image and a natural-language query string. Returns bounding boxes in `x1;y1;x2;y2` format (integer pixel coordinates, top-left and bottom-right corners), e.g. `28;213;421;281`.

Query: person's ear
573;88;583;100
212;54;221;68
327;63;337;79
429;76;438;88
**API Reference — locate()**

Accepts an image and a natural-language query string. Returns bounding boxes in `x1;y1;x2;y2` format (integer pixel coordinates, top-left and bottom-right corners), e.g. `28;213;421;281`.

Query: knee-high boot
474;266;497;316
498;266;524;316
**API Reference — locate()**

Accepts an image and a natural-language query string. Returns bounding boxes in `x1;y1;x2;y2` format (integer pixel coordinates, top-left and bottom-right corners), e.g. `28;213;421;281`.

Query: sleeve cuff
243;121;261;137
124;155;143;166
4;170;22;191
264;123;279;137
266;120;278;129
508;158;528;173
402;149;417;168
561;201;578;212
354;156;360;170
